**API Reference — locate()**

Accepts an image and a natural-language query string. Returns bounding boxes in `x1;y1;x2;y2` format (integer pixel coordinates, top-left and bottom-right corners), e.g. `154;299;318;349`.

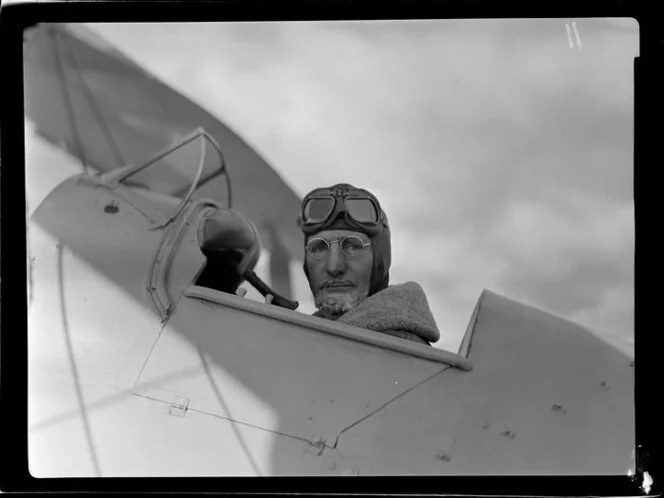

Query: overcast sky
31;19;637;353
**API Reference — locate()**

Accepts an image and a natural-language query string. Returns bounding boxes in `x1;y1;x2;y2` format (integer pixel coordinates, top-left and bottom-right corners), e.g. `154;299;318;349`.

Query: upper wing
24;22;304;261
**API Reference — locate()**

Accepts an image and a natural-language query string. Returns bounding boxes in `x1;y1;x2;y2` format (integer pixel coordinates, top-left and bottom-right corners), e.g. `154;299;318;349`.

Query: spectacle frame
305;236;372;259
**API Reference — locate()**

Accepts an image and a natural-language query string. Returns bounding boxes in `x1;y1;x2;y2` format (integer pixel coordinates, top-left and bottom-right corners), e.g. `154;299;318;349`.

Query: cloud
569;286;634;342
484;193;633;326
85;20;637;348
388;186;634;346
491;196;633;277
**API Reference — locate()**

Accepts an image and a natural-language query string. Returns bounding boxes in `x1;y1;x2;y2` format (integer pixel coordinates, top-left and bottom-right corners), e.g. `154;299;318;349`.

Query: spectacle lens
306;238;330;255
341;236;368;256
305;236;370;258
303;198;334;223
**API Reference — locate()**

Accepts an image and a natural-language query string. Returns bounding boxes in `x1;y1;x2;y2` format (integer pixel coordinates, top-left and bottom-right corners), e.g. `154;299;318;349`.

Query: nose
325;243;347;277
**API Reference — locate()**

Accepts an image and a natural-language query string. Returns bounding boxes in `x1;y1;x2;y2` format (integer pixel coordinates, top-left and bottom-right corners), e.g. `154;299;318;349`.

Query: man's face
306;229;373;315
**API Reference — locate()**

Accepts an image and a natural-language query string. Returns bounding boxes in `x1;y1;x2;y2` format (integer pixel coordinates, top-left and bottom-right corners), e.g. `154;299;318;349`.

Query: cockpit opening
194;248;246;295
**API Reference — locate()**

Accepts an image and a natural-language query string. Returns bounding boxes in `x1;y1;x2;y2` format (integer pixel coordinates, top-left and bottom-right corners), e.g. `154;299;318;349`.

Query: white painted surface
136;293;445;446
339;290;634;474
27;163;633;476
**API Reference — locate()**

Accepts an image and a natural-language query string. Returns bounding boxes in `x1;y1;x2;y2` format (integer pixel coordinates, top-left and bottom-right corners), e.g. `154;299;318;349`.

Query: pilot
297;183;440;346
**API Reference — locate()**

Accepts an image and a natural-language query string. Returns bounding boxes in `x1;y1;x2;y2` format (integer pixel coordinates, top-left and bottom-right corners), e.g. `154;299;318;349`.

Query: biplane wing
23;22;304;263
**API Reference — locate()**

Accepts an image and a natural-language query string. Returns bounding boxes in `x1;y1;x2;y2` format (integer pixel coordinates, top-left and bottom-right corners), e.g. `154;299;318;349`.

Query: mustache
319;280;355;290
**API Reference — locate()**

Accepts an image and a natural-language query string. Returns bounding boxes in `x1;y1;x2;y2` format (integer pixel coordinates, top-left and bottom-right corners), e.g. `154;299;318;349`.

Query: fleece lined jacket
314;281;440;345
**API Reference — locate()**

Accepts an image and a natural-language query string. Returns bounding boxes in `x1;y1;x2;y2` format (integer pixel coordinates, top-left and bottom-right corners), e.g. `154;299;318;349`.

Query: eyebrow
313;236;369;243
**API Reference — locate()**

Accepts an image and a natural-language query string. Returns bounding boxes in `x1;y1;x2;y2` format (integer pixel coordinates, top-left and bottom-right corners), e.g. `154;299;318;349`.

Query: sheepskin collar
313;281;440;344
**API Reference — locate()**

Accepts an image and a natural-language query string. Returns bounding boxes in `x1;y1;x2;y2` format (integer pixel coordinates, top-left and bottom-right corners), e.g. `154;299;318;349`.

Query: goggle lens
303;198;334;223
302;197;378;225
345;198;379;223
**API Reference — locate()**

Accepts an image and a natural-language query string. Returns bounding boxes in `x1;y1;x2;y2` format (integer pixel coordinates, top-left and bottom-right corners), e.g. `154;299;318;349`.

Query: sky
26;19;638;354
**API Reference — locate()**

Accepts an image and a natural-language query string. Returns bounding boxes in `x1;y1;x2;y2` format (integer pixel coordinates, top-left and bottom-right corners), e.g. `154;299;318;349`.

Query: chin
315;288;364;315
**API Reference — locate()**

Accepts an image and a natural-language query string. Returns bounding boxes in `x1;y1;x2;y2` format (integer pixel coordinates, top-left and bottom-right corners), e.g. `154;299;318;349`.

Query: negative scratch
27;204;35;308
572;21;583;50
57;244;101;477
565;23;574;49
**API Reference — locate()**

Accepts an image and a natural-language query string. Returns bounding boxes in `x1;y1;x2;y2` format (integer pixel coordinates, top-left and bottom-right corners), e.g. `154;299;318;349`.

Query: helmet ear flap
303;233;311;284
368;224;391;296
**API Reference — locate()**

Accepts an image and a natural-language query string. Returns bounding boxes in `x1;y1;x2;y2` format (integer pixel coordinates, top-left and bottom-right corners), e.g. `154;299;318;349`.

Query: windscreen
120;130;228;204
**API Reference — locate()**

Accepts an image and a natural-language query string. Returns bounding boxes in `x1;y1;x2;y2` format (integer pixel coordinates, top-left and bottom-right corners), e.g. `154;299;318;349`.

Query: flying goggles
299;185;388;236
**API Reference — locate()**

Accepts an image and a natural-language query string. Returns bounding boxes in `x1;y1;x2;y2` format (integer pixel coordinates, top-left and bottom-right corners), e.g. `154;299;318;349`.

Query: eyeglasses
305;236;371;258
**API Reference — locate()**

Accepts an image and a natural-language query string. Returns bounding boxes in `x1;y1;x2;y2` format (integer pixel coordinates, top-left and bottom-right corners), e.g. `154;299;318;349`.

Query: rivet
435;450;451;462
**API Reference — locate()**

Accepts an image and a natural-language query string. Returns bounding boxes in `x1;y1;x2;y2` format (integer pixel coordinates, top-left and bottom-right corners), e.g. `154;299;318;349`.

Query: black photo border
1;0;660;495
